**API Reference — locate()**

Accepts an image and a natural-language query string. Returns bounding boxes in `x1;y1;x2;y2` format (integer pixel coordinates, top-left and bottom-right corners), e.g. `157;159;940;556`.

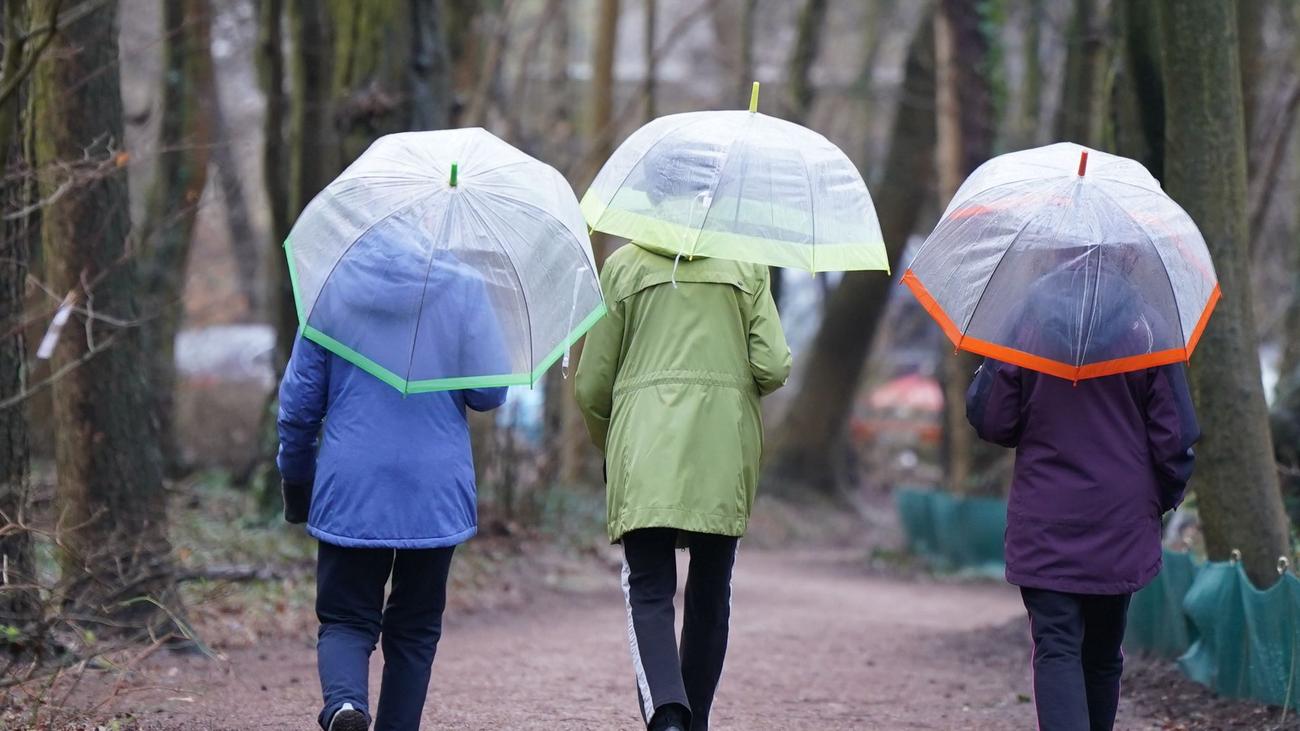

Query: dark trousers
1021;587;1132;731
621;528;739;731
316;541;455;731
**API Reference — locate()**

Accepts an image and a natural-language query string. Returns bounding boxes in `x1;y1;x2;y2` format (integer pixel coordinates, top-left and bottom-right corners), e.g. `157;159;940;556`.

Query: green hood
632;239;708;261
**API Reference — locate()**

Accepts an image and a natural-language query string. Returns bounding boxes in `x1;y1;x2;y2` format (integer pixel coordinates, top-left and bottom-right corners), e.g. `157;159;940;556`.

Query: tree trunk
1237;0;1267;182
787;0;829;119
558;0;619;487
1112;0;1164;178
142;0;215;477
935;0;999;496
1054;0;1109;148
260;0;294;374
1016;0;1044;148
643;0;656;122
32;0;178;631
445;0;484;125
738;0;756;103
1160;0;1291;588
0;0;38;633
776;0;830;308
210;81;262;317
409;0;453;130
765;15;936;495
462;1;510;129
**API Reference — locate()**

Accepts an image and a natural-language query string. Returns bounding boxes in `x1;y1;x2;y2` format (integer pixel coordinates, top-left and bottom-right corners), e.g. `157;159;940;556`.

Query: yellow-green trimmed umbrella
581;83;888;273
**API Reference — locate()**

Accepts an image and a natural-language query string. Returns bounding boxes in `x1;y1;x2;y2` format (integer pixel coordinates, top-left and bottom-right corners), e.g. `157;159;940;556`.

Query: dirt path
67;550;1173;730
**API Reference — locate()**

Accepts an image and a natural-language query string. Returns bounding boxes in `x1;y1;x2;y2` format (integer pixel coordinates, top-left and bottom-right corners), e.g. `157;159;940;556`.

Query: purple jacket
966;360;1199;594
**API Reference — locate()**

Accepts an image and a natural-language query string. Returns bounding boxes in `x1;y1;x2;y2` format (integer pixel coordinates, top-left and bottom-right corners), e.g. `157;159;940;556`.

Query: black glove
282;480;311;524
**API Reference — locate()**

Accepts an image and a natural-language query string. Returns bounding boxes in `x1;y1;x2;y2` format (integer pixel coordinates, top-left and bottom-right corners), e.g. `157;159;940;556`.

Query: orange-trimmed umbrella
902;143;1220;381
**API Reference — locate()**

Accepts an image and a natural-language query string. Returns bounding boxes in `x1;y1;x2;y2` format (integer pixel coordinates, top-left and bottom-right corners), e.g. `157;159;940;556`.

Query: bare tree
787;0;829;120
141;0;215;477
31;0;179;630
1160;0;1292;588
765;13;936;495
935;0;999;496
210;81;262;316
1054;0;1109;148
410;0;454;130
0;0;51;633
643;0;657;122
558;0;620;486
259;0;293;374
1112;0;1164;176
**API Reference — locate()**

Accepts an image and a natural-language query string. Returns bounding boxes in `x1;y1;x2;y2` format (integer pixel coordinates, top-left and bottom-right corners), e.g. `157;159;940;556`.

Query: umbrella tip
450;162;458;187
1077;150;1088;177
749;81;760;113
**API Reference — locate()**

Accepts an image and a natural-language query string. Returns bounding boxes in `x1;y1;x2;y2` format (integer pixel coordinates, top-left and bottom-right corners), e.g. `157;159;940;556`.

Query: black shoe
649;703;690;731
328;703;369;731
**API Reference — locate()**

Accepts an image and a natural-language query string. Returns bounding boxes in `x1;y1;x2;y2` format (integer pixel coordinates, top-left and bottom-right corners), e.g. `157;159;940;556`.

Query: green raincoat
575;241;792;542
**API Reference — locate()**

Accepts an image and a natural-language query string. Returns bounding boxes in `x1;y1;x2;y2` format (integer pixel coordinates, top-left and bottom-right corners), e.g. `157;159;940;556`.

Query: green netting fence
1124;549;1201;659
894;486;1006;576
896;488;1300;709
1179;560;1300;708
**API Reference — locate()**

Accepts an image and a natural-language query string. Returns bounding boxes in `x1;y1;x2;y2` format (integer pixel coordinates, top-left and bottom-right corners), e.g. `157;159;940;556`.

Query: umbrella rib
1092;185;1189;353
403;197;459;393
300;194;434;328
952;214;1040;345
686;114;759;258
459;188;536;378
906;177;1048;271
795;146;817;271
472;187;601;282
590;115;716;230
1076;245;1105;373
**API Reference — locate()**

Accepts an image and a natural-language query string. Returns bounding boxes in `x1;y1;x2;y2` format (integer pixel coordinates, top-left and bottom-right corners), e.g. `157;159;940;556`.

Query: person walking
965;276;1201;731
277;251;508;731
575;240;791;731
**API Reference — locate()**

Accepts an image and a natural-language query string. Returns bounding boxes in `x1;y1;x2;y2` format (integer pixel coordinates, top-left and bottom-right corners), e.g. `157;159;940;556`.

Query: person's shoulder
599;243;664;292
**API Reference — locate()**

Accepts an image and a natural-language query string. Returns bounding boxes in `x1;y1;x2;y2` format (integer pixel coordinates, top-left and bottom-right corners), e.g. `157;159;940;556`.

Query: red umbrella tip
1077;150;1089;177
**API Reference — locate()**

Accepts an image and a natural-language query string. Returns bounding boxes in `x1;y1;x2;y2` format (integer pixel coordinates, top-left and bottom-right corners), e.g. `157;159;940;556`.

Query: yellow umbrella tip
749;81;760;113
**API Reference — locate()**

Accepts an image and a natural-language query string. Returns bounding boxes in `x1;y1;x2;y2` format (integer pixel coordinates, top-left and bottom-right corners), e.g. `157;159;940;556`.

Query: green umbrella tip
749;81;760;113
450;162;458;187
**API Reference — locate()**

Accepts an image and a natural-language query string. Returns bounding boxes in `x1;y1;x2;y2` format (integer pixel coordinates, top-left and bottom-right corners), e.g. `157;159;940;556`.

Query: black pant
1021;587;1132;731
316;541;455;731
621;528;739;731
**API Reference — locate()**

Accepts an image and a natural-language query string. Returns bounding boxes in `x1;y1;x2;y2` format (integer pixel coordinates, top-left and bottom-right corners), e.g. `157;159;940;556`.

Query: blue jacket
277;338;507;549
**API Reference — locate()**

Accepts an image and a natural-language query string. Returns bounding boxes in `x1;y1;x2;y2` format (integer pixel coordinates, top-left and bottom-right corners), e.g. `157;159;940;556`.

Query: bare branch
17;0;106;42
0;0;66;109
1247;74;1300;240
567;0;714;186
0;331;122;411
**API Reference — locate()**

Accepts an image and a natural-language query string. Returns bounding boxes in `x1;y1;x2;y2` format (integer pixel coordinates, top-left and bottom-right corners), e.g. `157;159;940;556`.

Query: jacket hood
632;239;707;261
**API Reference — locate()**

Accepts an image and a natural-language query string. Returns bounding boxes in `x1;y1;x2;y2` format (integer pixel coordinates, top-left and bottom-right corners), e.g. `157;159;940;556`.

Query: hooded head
1007;256;1153;366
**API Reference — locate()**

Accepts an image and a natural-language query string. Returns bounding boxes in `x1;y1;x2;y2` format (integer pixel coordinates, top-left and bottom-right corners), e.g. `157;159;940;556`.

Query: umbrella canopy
580;84;888;272
285;128;605;394
903;142;1220;381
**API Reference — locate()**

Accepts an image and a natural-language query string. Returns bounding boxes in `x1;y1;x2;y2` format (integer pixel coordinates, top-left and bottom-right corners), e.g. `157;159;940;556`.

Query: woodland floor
6;543;1294;731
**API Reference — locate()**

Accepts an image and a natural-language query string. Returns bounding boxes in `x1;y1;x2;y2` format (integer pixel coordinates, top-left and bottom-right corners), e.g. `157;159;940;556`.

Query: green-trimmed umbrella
284;128;605;394
581;83;888;272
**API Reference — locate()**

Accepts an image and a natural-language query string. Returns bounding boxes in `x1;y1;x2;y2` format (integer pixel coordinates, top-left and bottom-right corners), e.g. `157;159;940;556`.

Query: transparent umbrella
285;128;605;394
581;83;888;273
903;142;1220;381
